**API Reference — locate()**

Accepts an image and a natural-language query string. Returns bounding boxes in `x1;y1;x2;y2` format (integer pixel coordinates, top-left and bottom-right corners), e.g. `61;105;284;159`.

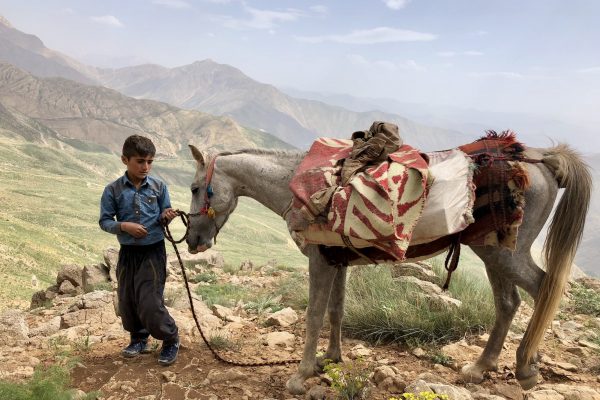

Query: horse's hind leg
318;265;347;367
462;244;544;385
287;246;338;395
514;255;545;389
471;252;544;388
462;251;523;382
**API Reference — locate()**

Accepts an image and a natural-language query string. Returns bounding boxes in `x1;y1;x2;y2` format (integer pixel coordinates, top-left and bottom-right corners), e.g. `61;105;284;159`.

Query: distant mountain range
0;63;291;154
0;15;96;85
0;15;467;151
281;87;600;153
96;60;470;150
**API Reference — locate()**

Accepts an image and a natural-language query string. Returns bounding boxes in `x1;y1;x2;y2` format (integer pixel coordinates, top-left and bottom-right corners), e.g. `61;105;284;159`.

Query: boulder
373;365;397;384
170;249;225;270
429;383;473;400
82;290;113;309
391;262;438;283
29;316;61;337
0;309;29;344
263;331;295;347
526;390;564;400
103;247;119;282
265;307;298;327
60;308;117;329
197;313;223;336
535;384;600;400
347;343;372;359
82;264;110;292
396;275;442;294
59;279;81;296
379;376;407;393
425;292;463;310
57;264;84;287
211;304;235;321
404;379;433;395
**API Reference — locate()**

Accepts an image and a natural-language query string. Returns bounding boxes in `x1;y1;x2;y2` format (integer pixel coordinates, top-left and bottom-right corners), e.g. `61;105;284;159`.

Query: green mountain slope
0;134;305;308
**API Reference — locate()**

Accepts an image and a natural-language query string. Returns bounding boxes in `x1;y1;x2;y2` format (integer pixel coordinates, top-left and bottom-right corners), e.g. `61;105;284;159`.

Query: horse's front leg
317;265;347;369
287;248;338;395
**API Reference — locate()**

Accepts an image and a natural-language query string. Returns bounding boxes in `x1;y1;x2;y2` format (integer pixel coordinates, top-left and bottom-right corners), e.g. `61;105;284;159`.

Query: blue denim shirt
99;173;171;245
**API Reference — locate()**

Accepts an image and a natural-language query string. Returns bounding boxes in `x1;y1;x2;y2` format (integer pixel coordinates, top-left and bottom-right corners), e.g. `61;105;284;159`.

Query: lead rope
162;210;300;367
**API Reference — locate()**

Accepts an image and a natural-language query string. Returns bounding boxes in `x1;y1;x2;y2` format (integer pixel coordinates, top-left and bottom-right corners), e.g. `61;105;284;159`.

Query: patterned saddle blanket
288;131;529;264
288;137;429;262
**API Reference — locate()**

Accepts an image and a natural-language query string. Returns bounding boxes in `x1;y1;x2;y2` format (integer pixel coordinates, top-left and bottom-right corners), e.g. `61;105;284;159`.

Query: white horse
185;142;591;395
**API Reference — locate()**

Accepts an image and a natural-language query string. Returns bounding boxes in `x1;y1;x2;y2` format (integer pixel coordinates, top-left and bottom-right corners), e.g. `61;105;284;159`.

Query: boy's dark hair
122;135;156;158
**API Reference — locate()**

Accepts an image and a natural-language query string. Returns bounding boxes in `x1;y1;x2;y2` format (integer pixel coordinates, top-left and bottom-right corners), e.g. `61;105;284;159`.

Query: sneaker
121;340;149;358
158;340;180;366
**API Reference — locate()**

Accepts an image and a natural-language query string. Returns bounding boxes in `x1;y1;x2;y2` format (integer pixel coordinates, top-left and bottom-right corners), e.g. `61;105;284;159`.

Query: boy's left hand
160;208;178;225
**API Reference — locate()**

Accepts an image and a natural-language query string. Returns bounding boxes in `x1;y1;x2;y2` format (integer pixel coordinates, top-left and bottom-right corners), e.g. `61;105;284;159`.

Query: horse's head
186;145;238;254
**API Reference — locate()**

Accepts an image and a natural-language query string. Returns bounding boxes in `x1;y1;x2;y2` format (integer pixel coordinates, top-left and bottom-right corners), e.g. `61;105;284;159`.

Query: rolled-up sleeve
99;186;121;234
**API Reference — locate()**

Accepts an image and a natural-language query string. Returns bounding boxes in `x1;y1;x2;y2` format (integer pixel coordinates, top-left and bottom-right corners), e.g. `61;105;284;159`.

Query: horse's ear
189;144;205;166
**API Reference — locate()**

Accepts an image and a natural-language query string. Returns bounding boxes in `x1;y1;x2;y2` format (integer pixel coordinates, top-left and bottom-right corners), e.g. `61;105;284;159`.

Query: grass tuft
342;259;494;345
273;271;309;310
0;363;100;400
568;283;600;316
189;271;218;284
195;283;249;307
208;332;241;351
245;294;284;315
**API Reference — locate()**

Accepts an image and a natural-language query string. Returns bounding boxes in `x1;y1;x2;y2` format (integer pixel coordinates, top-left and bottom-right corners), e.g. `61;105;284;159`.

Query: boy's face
122;154;154;183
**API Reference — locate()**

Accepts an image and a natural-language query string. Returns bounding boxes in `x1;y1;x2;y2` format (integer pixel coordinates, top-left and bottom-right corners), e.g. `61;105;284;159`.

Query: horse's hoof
516;361;540;390
286;376;306;395
461;363;485;383
517;373;538;390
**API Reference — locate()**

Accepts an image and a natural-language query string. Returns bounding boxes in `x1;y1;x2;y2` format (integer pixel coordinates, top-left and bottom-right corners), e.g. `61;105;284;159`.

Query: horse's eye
191;187;199;194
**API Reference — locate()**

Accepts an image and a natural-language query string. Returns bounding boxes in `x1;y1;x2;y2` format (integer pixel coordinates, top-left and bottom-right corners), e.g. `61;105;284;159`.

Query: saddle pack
288;123;531;271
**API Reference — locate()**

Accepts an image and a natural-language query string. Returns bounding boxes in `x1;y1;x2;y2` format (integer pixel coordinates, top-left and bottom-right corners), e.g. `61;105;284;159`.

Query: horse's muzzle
185;216;216;253
187;239;213;254
195;243;211;253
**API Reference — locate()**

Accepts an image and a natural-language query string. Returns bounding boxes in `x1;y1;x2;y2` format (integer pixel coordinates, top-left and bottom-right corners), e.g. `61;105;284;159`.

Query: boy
99;134;180;366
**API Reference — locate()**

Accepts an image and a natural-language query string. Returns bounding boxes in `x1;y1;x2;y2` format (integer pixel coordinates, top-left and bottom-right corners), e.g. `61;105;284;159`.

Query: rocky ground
1;248;600;400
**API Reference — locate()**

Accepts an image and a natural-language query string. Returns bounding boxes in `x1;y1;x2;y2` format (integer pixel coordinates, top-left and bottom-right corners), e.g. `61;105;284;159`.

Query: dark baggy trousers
117;240;179;345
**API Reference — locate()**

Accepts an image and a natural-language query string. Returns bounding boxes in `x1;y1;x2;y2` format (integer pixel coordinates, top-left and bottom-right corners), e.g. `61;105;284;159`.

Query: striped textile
288;137;430;262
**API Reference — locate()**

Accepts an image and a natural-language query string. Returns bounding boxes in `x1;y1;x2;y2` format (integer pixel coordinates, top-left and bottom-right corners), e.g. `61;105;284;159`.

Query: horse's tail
522;144;592;363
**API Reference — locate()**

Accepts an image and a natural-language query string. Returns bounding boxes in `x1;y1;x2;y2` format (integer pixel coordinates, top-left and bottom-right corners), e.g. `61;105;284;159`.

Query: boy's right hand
120;222;148;238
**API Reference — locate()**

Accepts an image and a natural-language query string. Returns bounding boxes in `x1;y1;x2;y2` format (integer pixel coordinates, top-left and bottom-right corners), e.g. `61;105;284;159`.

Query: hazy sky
1;0;599;130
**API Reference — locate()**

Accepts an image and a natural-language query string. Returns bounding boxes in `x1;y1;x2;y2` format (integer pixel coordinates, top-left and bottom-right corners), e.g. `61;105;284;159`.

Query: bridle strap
204;156;217;204
187;155;220;241
191;156;218;219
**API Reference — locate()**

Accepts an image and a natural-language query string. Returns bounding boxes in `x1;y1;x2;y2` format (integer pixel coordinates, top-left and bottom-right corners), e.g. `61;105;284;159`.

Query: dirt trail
67;321;600;400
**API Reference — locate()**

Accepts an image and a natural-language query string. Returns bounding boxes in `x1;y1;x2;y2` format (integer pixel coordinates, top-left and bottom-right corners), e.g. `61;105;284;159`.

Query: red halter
199;156;217;218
